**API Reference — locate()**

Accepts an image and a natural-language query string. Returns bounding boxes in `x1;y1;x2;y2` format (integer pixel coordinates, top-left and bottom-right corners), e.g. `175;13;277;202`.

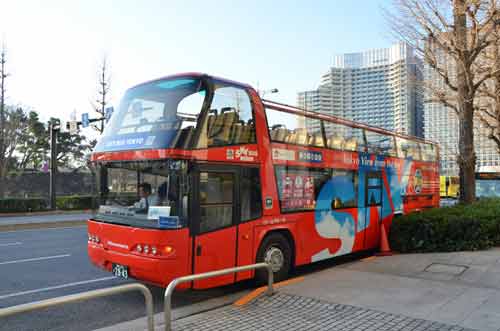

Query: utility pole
0;45;6;171
49;120;60;210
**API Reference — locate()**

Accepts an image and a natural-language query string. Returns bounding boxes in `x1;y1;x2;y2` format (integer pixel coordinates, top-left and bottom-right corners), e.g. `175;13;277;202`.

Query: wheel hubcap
264;247;284;272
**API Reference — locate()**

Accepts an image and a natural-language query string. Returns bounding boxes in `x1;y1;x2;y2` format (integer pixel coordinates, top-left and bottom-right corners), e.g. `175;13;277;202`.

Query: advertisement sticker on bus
272;148;295;161
226;146;258;161
298;150;323;163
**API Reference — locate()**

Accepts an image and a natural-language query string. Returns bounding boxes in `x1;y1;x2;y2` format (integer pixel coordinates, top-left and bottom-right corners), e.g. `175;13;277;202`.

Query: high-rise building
423;48;500;175
298;42;423;137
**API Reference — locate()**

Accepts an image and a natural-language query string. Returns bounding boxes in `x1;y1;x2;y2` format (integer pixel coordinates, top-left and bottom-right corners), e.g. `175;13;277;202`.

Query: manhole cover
424;263;467;275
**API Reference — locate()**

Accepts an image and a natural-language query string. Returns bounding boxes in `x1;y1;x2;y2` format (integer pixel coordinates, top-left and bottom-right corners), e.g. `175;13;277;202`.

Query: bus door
363;171;382;249
192;165;239;289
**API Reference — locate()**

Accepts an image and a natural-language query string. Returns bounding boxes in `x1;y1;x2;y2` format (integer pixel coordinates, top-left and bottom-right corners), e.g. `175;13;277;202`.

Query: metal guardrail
164;262;274;331
0;283;155;331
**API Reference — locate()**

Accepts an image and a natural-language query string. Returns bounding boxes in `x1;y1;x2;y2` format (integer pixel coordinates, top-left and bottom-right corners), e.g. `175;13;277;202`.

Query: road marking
234;276;305;307
0;276;117;300
0;242;22;247
0;254;71;265
0;225;86;234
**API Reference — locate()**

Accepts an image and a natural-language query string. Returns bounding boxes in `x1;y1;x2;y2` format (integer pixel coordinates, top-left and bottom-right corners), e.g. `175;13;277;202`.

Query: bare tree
91;56;111;134
0;44;9;197
476;20;500;152
386;0;500;203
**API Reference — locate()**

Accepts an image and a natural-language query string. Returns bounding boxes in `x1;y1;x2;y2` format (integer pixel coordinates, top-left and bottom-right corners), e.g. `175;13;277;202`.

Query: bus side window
330;170;358;209
240;168;262;221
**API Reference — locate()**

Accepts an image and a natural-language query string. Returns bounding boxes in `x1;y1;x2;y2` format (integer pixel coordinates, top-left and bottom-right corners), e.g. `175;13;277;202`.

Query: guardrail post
266;263;274;296
164;262;273;331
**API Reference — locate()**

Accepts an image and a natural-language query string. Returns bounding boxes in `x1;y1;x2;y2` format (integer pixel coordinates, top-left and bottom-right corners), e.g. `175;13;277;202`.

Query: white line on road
0;242;22;247
0;254;71;265
0;276;117;300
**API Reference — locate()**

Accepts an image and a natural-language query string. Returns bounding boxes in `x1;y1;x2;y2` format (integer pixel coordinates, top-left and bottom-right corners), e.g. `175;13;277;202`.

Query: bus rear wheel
255;233;291;284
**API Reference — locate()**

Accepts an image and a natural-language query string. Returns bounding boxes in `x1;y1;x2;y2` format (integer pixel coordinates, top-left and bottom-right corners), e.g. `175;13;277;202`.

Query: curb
0;220;88;232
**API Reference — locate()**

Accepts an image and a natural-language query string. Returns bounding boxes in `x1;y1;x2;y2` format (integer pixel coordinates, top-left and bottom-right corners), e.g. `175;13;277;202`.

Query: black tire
255;233;292;284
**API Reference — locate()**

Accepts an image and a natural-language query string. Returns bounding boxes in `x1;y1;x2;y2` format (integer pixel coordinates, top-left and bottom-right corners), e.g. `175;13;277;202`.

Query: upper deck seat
295;128;309;145
309;133;324;147
230;120;245;144
247;120;256;143
270;125;288;142
327;135;344;149
207;109;218;132
344;137;358;151
284;130;296;144
219;110;237;143
207;108;237;146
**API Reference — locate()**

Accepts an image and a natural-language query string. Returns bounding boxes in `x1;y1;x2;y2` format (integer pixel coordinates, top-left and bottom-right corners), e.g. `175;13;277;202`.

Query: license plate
112;263;129;279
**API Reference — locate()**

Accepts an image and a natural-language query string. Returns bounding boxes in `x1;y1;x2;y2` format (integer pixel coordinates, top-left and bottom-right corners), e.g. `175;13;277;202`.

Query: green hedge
0;196;96;213
56;195;96;210
0;198;48;213
390;198;500;253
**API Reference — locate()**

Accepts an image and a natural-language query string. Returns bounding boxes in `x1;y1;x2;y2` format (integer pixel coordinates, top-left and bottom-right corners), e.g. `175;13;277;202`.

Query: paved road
0;226;251;331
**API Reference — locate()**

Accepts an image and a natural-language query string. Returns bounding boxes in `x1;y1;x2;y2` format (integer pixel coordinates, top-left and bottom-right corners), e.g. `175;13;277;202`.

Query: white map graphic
312;211;355;262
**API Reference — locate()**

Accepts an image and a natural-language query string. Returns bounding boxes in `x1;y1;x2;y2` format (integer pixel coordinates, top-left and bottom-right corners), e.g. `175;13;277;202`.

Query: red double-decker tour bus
88;73;439;288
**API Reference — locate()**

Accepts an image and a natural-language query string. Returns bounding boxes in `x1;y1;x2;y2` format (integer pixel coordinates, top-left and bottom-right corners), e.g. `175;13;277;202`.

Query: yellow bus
440;176;459;198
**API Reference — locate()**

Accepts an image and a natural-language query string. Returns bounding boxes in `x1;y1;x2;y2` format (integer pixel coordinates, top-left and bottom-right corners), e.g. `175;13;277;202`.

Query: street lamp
259;88;279;98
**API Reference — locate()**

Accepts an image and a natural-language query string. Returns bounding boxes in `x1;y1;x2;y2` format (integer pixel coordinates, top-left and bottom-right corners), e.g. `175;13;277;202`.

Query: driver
130;182;159;212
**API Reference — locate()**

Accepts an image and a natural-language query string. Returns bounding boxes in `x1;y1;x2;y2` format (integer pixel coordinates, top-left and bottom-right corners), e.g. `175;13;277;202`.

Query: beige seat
309;134;324;147
327;135;344;149
218;111;237;144
231;123;243;144
344;137;358;151
284;130;296;144
207;115;216;132
207;108;238;146
271;127;287;142
295;128;309;145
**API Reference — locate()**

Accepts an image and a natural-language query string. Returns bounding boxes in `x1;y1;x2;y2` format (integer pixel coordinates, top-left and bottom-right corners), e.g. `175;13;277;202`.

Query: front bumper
88;243;189;288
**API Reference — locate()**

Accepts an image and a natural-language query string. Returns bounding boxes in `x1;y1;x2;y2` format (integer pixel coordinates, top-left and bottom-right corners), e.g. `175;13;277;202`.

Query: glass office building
298;43;423;138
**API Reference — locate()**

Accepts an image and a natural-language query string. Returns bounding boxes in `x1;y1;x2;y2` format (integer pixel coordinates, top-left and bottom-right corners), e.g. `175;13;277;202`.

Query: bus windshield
93;160;190;229
94;77;206;152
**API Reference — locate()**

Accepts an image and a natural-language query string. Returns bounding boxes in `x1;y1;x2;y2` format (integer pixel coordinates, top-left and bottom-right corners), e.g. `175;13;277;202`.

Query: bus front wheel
255;233;291;284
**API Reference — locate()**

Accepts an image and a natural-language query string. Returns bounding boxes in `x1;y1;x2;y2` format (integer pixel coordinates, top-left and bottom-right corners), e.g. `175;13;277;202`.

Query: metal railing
0;283;154;331
164;262;274;331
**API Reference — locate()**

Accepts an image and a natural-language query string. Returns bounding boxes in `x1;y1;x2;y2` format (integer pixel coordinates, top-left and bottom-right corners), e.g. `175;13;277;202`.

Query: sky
0;0;393;138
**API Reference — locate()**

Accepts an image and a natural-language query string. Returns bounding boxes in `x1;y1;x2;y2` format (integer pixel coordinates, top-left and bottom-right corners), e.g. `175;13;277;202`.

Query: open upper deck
91;73;438;163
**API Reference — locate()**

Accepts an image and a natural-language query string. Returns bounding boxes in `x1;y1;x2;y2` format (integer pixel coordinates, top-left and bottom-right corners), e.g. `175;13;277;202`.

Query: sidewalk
98;248;500;331
0;211;92;231
281;249;500;330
